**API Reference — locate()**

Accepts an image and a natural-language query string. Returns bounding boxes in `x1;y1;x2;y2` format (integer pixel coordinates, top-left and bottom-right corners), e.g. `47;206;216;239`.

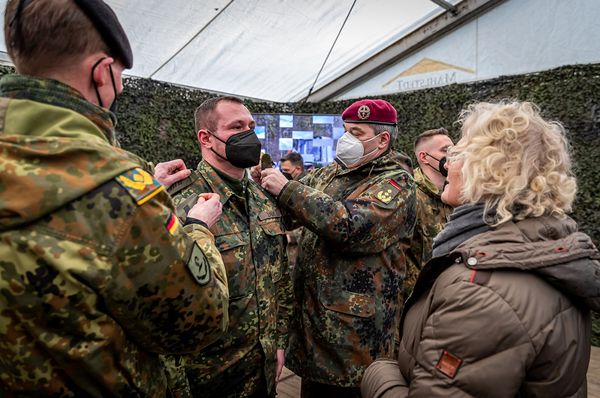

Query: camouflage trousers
164;345;275;398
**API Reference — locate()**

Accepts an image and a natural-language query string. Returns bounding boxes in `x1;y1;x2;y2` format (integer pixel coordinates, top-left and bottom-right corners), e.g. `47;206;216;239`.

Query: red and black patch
388;178;402;190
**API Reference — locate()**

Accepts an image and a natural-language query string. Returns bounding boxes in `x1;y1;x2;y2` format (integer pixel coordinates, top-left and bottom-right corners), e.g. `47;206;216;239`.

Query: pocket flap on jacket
320;289;375;318
258;218;285;235
215;232;247;252
257;209;282;221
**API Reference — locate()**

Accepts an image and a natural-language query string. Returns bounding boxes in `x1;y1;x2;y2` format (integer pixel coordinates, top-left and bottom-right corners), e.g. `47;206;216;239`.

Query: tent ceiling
0;0;459;102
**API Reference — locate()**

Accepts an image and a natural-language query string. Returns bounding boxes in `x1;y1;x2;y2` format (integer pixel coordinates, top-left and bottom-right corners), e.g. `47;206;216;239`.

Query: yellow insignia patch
116;168;164;206
376;188;393;204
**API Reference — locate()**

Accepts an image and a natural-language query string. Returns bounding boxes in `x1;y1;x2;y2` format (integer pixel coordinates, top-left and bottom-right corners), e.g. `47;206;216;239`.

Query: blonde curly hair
449;101;577;225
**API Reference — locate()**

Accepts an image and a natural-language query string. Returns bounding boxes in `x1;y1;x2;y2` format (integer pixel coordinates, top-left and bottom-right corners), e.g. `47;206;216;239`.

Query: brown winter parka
362;215;600;398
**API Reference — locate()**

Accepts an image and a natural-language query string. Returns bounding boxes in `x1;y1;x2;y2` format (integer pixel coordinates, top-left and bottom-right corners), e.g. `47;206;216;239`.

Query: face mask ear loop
207;130;227;144
108;64;118;113
425;152;447;177
91;57;107;108
206;130;229;162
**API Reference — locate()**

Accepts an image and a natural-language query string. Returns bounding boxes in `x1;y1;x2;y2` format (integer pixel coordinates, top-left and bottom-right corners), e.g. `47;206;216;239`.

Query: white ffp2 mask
335;132;379;168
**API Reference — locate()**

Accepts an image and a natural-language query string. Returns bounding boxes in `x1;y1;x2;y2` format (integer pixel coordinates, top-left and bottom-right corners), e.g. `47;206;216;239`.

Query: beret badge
357;105;371;120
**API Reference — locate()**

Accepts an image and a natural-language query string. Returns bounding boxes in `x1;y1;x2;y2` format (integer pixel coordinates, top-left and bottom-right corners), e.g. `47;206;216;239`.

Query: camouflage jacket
279;150;417;387
0;75;229;397
404;167;453;294
169;160;292;394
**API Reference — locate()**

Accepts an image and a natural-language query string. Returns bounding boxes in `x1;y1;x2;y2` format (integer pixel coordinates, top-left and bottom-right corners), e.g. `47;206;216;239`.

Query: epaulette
115;168;164;206
167;171;200;196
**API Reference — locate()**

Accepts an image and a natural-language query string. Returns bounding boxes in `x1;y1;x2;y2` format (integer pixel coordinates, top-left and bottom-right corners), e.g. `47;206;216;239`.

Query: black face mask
91;57;119;113
209;129;261;168
425;152;448;177
280;170;294;180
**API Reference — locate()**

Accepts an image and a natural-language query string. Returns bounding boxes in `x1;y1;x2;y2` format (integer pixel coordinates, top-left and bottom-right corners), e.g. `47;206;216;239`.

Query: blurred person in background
280;151;306;181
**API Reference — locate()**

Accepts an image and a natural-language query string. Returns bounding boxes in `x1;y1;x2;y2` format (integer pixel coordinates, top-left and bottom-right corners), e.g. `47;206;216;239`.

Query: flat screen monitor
252;113;344;168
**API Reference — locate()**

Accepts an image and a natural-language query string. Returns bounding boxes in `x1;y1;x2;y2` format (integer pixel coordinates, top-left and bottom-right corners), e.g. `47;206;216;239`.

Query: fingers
260;169;288;196
168;168;191;183
187;195;222;228
165;158;186;171
198;192;220;202
154;159;190;188
250;165;262;184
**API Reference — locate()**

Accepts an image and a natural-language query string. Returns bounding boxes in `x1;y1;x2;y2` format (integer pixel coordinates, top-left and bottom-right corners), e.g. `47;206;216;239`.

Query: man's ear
91;57;114;87
293;166;302;177
378;131;390;149
198;129;212;147
417;150;428;163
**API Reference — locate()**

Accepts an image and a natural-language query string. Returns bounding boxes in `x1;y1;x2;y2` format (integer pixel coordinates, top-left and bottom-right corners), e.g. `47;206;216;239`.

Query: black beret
73;0;133;68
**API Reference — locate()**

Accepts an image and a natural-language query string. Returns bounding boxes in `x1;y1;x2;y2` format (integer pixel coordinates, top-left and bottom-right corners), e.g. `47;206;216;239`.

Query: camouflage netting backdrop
1;63;599;345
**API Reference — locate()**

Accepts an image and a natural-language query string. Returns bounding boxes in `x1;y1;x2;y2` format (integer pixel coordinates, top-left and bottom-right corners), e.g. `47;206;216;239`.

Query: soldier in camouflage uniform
0;1;229;396
404;129;454;295
163;96;292;398
260;99;416;397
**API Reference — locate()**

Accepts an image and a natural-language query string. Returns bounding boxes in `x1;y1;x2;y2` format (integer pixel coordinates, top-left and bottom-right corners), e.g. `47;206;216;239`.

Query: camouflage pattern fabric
0;75;229;397
404;167;453;295
278;150;417;387
285;227;303;269
167;160;292;397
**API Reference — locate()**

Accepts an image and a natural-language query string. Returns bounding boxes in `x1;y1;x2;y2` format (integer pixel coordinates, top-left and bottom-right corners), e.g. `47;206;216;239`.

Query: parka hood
456;215;600;312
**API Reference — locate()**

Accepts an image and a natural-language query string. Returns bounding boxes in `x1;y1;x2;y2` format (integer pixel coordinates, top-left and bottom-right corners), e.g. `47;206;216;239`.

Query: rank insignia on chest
375;178;403;204
116;168;164;206
376;189;393;203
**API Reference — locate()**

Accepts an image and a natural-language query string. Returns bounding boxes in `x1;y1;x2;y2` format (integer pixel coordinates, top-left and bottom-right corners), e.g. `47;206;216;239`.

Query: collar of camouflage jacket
0;74;118;145
0;79;145;230
335;149;413;177
196;160;242;205
414;167;441;197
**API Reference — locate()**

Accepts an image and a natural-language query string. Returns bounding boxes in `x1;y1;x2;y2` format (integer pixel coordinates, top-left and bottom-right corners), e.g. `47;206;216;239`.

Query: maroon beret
342;99;397;126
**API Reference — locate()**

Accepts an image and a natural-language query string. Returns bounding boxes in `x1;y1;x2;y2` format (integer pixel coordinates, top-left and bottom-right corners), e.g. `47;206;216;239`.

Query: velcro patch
375;177;404;204
436;350;463;379
186;243;211;286
116;168;164;206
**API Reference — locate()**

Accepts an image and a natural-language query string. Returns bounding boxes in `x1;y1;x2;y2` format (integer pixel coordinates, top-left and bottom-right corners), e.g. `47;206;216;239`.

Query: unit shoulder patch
116;168;164;206
186;243;212;286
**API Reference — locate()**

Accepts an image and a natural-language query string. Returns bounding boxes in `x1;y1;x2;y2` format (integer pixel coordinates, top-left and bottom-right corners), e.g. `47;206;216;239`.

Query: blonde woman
362;101;600;398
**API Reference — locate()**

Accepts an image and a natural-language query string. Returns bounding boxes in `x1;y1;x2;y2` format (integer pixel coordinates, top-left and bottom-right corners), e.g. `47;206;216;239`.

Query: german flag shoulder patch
165;212;180;235
116;168;164;206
